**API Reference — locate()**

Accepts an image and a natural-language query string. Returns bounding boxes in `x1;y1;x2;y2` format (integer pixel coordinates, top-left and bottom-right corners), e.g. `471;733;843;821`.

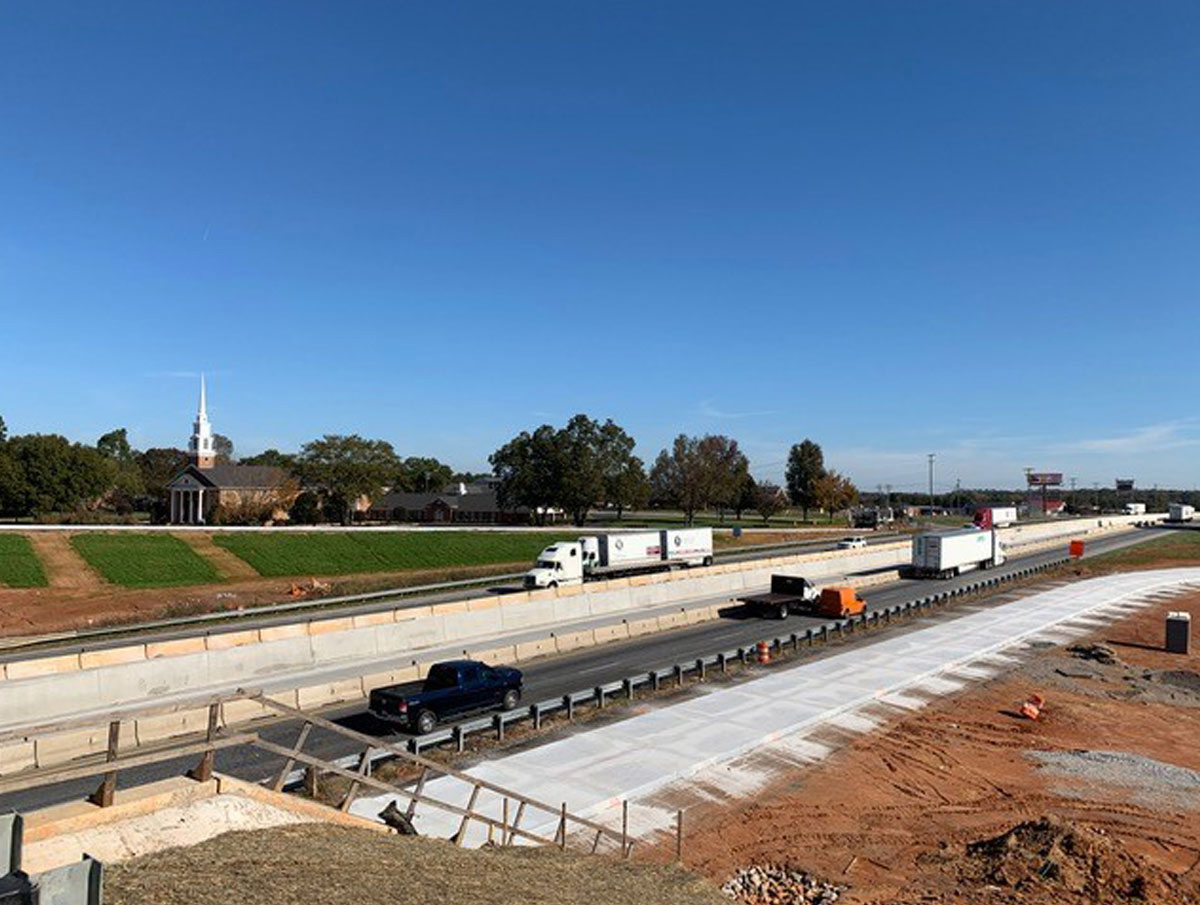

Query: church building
166;378;295;524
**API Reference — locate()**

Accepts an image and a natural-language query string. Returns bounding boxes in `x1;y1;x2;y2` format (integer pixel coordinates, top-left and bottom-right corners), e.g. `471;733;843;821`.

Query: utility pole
928;453;936;519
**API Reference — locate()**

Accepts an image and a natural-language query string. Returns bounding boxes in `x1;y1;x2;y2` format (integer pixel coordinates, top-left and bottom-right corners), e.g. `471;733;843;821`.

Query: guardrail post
738;647;748;663
622;678;634;701
820;626;828;644
493;713;505;742
563;694;575;720
530;703;541;730
717;654;727;674
673;664;684;687
453;725;465;752
789;632;799;650
89;720;121;807
806;629;814;647
695;658;706;680
650;669;661;690
595;686;605;709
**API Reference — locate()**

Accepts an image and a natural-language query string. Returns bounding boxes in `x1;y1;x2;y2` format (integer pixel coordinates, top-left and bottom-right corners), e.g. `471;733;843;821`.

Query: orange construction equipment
817;586;867;619
756;640;771;664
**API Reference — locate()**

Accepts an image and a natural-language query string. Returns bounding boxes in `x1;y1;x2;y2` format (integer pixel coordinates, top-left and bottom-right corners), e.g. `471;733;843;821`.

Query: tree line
0;410;859;526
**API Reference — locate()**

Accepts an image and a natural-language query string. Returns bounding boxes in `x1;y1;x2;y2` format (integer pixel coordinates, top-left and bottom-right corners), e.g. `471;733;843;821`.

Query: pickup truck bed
739;575;819;619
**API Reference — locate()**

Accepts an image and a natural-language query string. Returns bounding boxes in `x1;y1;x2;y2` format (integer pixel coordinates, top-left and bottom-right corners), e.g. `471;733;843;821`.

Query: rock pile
1066;643;1120;665
721;865;843;904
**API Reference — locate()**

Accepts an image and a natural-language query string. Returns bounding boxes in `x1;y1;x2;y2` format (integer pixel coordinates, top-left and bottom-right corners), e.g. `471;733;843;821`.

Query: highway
0;527;1166;815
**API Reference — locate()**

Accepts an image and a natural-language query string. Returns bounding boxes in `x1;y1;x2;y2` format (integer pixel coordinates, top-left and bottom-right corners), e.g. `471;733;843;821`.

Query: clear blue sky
2;2;1198;492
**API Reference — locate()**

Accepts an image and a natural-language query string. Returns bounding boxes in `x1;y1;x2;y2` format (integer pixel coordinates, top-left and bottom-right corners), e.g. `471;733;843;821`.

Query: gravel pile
721;865;843;904
1066;643;1121;665
1029;749;1200;811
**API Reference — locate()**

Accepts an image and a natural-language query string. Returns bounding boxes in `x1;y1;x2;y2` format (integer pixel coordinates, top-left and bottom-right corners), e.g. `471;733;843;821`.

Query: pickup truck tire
776;603;789;620
502;688;521;711
415;710;437;735
547;581;558;589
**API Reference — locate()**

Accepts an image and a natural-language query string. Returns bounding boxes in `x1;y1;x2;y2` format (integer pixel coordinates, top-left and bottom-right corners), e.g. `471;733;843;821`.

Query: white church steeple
188;374;216;469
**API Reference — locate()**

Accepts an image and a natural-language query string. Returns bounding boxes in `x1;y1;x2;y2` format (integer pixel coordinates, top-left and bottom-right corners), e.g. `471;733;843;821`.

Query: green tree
97;428;134;462
0;415;8;444
786;439;825;521
555;415;606;526
700;435;750;521
297;435;399;525
241;449;297;470
813;470;858;522
650;435;710;524
754;481;787;523
490;424;564;526
213;433;234;465
288;490;322;524
96;428;144;512
1;434;114;516
735;474;759;520
394;456;454;493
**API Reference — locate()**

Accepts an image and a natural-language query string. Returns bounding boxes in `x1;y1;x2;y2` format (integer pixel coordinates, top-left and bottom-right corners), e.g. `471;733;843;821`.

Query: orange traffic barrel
756;640;770;664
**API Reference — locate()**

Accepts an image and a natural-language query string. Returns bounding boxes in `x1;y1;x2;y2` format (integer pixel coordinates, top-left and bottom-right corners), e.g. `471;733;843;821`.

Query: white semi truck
1169;503;1195;522
910;528;1006;579
1124;503;1147;516
523;528;714;589
973;506;1018;529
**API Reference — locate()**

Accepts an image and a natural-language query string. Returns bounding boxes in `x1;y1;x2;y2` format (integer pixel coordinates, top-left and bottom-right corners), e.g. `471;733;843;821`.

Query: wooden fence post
89;721;121;807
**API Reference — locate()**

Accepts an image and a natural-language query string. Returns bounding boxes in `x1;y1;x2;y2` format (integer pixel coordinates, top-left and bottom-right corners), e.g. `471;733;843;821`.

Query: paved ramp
351;568;1200;845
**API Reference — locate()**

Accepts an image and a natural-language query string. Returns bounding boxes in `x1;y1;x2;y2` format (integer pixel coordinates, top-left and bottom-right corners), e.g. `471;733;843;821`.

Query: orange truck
816;586;866;619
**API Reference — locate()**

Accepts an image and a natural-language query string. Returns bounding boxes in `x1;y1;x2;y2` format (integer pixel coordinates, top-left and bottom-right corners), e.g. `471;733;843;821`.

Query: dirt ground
0;561;531;637
104;823;728;905
668;590;1200;905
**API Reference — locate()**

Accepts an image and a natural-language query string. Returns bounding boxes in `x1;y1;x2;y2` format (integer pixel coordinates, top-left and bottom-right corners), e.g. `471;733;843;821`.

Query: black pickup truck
738;574;820;619
368;659;523;734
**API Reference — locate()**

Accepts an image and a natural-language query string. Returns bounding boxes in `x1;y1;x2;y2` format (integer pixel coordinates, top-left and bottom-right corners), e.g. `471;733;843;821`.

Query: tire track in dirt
23;532;106;589
172;532;260;580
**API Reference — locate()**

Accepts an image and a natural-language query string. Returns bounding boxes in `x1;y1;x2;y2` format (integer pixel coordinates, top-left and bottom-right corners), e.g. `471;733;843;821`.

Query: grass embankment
70;534;223;587
212;531;577;578
1068;529;1200;575
0;535;49;587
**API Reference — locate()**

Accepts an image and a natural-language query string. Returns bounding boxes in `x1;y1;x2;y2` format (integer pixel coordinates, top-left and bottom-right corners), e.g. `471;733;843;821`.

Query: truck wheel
502;688;521;711
776;603;789;620
415;710;437;735
703;556;713;567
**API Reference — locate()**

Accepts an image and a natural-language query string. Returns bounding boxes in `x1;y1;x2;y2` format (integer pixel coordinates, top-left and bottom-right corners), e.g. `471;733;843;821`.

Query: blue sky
2;2;1198;492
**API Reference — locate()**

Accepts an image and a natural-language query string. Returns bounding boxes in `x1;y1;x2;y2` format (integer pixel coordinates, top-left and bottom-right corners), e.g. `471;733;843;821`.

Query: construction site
1;514;1198;904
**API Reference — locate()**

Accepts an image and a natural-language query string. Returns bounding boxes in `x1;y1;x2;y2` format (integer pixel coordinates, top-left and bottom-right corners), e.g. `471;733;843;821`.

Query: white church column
197;488;204;524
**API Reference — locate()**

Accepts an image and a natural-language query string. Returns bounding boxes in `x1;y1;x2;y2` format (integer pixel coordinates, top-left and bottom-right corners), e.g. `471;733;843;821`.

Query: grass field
1075;529;1200;572
213;531;578;577
71;534;224;587
0;535;49;587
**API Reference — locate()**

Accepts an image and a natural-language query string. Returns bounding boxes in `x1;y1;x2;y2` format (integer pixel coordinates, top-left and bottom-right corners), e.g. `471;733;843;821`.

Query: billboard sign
1026;472;1063;487
1115;479;1135;492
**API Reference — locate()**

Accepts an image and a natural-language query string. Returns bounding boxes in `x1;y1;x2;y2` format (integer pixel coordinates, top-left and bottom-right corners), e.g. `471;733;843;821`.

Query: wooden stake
675;809;683;864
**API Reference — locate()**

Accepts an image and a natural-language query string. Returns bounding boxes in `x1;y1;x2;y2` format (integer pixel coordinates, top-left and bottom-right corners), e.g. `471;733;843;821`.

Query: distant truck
973;506;1017;530
369;660;523;735
738;578;865;620
910;528;1006;579
1169;503;1195;522
1124;503;1147;516
523;528;714;589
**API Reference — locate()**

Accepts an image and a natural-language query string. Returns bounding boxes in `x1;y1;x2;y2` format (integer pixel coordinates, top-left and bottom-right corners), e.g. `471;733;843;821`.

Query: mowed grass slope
213;531;575;577
71;534;223;587
1080;529;1200;572
0;535;49;587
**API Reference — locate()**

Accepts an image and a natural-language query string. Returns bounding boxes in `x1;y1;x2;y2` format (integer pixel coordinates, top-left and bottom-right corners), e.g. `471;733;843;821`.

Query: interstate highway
0;527;1166;814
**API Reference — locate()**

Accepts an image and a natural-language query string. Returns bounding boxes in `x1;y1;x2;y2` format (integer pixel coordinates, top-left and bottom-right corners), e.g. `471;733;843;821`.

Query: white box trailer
911;528;1005;579
973;506;1017;529
1124;503;1147;516
1169;503;1195;522
524;528;714;588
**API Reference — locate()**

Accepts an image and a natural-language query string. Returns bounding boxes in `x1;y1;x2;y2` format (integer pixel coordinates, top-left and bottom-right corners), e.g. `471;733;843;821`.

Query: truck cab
523;542;585;589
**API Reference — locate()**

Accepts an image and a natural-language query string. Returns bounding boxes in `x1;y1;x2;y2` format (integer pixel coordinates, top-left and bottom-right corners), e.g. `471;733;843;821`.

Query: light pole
928;453;936;519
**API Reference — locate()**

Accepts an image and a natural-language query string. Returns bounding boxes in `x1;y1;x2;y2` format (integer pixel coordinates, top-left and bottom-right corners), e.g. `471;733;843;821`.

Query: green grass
213;531;579;578
0;535;49;587
1074;529;1200;572
71;534;223;587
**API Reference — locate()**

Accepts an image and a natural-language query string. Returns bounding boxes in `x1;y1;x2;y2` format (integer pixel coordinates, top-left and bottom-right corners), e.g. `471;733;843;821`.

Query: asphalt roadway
0;527;1167;814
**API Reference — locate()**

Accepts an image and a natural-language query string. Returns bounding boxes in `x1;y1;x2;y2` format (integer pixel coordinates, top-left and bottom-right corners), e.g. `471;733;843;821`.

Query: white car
836;537;867;550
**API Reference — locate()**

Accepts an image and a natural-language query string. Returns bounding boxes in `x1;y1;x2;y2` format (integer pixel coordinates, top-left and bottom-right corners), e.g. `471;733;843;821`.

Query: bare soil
667;591;1200;905
172;532;260;579
22;532;106;590
103;824;728;905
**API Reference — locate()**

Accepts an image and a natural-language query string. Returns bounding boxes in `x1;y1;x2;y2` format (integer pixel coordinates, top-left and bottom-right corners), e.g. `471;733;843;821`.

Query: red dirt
669;592;1200;904
0;562;530;637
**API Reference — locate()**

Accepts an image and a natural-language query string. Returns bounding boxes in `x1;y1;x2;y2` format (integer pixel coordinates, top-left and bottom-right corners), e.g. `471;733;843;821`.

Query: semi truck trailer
1124;503;1147;516
973;506;1017;529
523;528;714;589
909;528;1006;579
1169;503;1195;522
